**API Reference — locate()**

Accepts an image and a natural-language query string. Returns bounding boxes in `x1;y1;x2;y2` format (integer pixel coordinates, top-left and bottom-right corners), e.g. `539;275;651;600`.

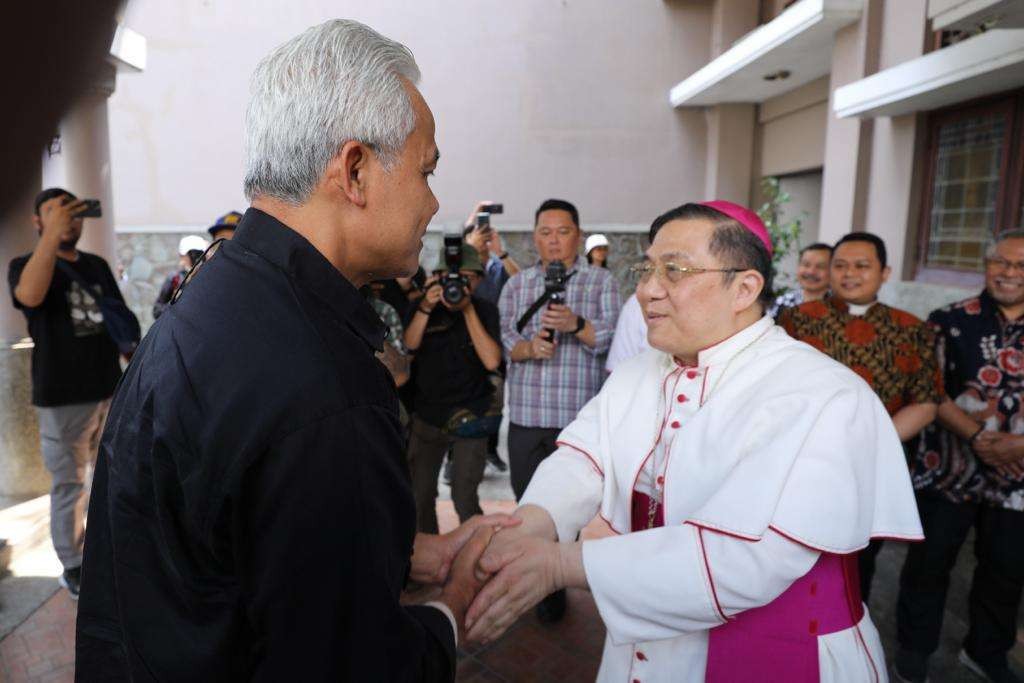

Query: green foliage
756;176;803;292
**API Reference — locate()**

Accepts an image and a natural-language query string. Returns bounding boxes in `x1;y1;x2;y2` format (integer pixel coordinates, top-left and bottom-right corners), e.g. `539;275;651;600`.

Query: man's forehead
536;210;575;228
833;242;877;260
646;221;710;260
996;238;1024;255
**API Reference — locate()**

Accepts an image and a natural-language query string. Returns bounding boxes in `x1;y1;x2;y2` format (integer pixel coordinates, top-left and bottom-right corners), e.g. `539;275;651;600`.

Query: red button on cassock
671;421;680;429
636;651;648;661
677;394;687;403
656;476;664;485
686;370;698;379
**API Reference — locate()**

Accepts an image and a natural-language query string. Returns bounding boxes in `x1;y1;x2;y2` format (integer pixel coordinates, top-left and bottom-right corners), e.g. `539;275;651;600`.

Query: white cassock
520;315;923;683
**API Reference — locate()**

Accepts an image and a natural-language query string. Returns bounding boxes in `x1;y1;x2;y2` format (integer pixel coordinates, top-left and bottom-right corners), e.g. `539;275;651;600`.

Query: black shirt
76;209;456;682
405;297;500;429
7;251;123;407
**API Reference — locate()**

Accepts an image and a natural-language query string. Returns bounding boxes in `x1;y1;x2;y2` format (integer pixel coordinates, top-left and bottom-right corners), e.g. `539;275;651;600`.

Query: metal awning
669;0;862;107
833;29;1024;118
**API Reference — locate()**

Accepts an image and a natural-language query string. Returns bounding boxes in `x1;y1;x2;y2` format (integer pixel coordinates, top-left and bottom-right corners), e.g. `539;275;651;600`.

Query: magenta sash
630;490;867;683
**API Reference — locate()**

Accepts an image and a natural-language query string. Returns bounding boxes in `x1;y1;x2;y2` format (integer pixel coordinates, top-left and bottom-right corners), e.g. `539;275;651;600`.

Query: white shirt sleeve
519;445;604;542
583;526;819;645
606;294;648;372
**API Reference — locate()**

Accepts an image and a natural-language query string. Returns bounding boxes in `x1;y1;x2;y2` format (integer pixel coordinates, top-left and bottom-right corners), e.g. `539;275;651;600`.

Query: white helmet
178;235;210;256
585;234;609;254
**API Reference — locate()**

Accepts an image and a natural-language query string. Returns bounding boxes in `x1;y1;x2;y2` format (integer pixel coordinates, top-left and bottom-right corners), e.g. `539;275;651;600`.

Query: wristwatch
573;316;586;334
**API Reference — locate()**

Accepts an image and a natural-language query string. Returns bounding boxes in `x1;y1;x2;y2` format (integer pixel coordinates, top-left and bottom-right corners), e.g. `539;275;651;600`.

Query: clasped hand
413;508;579;643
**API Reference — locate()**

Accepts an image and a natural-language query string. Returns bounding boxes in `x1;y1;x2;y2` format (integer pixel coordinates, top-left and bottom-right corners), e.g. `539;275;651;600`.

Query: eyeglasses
985;257;1024;273
629;261;745;285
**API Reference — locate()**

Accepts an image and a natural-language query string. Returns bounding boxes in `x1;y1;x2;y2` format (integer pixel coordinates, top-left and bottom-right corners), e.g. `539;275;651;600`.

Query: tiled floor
2;499;1023;682
0;590;76;683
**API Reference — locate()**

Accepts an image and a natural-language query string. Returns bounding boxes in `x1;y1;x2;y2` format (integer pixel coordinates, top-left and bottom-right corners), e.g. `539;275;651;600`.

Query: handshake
410;505;583;644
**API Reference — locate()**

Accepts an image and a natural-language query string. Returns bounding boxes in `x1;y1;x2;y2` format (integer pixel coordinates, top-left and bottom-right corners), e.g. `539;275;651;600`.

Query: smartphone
76;199;102;218
475;212;492;233
483;203;503;214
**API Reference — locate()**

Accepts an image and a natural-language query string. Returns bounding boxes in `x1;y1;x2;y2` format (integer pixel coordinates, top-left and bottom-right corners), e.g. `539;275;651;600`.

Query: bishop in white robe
464;200;923;683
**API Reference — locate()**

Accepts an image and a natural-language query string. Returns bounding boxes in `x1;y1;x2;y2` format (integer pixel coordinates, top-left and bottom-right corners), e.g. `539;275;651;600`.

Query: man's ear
881;265;892;284
734;270;765;313
329;140;371;207
31;215;42;232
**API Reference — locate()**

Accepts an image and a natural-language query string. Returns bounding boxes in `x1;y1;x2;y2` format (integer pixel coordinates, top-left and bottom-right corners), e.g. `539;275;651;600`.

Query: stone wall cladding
115;231;651;333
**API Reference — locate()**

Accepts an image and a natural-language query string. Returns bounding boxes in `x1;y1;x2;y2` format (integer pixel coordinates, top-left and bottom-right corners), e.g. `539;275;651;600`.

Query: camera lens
442;276;465;306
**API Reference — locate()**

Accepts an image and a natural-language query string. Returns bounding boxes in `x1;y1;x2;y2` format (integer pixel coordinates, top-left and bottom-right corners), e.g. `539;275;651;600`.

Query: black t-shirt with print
8;251;123;407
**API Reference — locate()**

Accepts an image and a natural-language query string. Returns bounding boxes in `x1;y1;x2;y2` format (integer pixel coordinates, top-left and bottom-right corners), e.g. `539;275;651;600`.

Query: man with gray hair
76;20;507;681
895;230;1024;683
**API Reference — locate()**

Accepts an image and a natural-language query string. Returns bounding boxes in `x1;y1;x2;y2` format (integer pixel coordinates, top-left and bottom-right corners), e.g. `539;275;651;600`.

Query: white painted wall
110;0;713;231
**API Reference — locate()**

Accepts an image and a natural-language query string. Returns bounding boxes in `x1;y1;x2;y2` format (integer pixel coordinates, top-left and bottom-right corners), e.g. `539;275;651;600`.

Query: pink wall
110;0;714;230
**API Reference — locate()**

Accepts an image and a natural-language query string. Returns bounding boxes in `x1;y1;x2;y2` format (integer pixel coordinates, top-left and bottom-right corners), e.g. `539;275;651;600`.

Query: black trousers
508;423;561;501
896;491;1024;667
407;416;486;534
859;538;885;603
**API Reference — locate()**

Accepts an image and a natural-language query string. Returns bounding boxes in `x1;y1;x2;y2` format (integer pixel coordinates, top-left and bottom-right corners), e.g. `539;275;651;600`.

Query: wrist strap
418;306;431;315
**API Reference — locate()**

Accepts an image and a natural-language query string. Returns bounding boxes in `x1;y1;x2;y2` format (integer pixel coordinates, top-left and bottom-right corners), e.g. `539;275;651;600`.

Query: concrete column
704;104;757;204
42;61;118;267
704;0;759;205
819;0;883;244
862;0;930;279
0;159;46;500
0;169;42;343
710;0;760;58
3;61;121;499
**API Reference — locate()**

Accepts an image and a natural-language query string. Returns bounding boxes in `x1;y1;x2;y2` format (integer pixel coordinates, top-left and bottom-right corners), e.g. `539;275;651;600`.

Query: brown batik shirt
778;297;943;416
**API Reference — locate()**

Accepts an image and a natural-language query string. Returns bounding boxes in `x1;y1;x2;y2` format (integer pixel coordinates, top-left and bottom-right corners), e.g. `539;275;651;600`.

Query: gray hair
985;228;1024;258
243;20;421;204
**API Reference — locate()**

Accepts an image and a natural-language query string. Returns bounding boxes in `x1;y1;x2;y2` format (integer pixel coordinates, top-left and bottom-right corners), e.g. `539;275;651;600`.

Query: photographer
497;198;620;622
7;187;125;599
404;241;503;534
153;235;209;319
463;200;520;306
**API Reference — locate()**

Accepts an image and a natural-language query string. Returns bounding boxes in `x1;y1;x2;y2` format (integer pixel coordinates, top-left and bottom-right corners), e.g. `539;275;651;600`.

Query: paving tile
2;500;1023;682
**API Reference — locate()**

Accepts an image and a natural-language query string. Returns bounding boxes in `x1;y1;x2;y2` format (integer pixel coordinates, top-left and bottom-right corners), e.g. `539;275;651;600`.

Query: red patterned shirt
778;297;943;416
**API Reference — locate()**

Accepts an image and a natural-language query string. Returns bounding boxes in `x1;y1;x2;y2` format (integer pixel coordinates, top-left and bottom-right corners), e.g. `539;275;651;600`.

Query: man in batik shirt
894;231;1024;683
778;232;942;602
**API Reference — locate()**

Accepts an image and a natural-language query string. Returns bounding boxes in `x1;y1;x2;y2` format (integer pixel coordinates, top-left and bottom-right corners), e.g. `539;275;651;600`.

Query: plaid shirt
500;258;621;428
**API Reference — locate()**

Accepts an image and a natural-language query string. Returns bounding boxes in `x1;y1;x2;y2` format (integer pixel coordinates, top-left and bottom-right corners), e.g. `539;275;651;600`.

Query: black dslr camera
543;260;567;340
441;235;469;306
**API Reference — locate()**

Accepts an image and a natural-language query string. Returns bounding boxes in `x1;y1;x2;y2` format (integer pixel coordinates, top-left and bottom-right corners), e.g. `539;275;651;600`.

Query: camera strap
515;271;576;334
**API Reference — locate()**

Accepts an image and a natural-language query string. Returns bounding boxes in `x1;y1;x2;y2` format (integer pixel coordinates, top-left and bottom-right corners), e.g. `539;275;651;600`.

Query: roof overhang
108;24;147;73
929;0;1024;32
833;28;1024;118
669;0;863;108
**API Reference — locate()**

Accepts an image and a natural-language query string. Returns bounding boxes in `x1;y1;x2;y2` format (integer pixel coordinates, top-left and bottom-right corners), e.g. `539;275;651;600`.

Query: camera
441;235;469;306
543;260;567;340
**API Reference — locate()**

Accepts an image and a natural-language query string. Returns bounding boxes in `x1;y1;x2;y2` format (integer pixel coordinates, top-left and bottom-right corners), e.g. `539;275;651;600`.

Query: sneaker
959;649;1021;683
442;459;453;486
486;451;507;472
893;649;929;683
535;588;567;624
59;565;82;600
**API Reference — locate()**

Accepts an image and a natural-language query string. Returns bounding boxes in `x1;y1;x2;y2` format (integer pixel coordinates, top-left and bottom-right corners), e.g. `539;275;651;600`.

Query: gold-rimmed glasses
629;261;745;285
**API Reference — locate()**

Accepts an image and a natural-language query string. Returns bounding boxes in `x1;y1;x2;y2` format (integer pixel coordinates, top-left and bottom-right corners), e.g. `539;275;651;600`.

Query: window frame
913;89;1024;286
